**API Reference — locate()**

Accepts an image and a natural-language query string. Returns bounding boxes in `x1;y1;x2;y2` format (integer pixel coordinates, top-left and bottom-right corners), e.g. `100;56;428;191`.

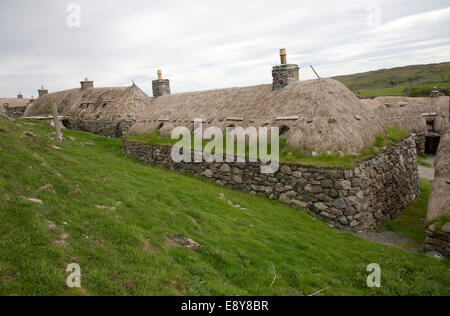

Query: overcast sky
1;0;449;98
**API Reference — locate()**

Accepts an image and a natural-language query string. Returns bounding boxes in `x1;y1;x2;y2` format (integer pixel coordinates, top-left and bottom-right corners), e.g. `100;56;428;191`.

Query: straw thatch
427;130;450;222
362;96;449;134
131;79;386;153
24;84;152;121
0;98;31;108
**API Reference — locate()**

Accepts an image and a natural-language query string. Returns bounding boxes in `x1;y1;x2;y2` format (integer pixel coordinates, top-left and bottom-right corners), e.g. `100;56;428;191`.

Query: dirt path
353;231;419;252
418;155;435;181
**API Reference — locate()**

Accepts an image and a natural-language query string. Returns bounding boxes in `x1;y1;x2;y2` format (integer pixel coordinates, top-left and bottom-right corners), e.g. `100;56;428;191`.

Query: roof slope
363;96;449;134
24;84;152;121
0;98;31;108
132;78;386;153
427;130;450;222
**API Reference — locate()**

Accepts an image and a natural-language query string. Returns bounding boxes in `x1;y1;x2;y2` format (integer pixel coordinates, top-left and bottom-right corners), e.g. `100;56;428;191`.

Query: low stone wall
122;137;420;232
425;227;450;257
4;106;26;118
66;119;135;138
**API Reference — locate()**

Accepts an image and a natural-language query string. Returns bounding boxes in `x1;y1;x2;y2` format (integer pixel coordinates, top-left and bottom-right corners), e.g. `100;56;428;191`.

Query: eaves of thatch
363;96;449;135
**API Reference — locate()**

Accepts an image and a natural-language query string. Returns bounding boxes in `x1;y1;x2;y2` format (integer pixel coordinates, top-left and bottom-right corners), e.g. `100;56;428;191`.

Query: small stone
232;175;243;184
220;164;231;173
219;193;226;200
314;202;328;212
428;224;436;232
291;200;308;209
280;165;292;175
292;171;302;178
312;152;318;157
275;183;285;193
339;216;349;225
333;198;347;209
20;197;43;205
441;222;450;233
344;170;354;179
426;251;443;261
349;220;359;228
204;169;213;178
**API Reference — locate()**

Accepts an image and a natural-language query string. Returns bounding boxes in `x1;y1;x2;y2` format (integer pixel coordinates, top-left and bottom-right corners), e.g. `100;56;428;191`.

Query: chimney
17;92;23;99
80;77;94;90
272;49;299;90
38;85;49;97
152;69;171;97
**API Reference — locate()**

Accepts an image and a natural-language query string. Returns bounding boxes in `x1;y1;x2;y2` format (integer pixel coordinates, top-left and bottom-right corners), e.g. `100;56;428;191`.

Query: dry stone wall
66;119;135;138
122;137;420;232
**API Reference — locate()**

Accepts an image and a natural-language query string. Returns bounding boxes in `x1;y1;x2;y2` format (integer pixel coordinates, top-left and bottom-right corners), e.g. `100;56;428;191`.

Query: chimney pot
157;69;163;80
17;92;23;99
280;48;287;65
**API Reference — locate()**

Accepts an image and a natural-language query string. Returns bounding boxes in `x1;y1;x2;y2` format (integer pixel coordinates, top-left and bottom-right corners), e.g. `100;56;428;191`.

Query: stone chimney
272;49;299;90
17;92;23;99
38;85;49;98
152;69;171;97
80;77;94;90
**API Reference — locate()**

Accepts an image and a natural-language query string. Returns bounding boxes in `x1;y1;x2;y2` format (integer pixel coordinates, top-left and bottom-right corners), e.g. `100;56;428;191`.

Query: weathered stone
349;220;359;228
275;183;285;193
333;198;347;209
344;170;354;179
203;169;213;178
339;216;349;225
220;164;231;172
335;180;352;190
292;171;302;178
232;174;243;184
321;180;334;188
291;200;308;209
314;202;328;212
305;184;323;194
280;165;292;175
442;223;450;233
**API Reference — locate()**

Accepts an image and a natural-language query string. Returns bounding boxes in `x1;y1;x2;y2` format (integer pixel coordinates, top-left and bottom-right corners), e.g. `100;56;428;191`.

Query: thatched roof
427;130;450;222
362;96;449;134
0;98;31;108
131;79;386;153
24;84;151;121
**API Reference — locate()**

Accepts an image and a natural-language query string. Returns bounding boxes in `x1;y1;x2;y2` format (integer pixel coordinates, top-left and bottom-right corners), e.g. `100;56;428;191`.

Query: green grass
124;127;410;168
356;82;450;97
0;117;449;296
418;156;433;169
379;180;432;246
333;62;450;92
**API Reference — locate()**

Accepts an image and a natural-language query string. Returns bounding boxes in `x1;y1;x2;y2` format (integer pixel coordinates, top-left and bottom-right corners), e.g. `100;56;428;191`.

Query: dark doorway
425;136;441;155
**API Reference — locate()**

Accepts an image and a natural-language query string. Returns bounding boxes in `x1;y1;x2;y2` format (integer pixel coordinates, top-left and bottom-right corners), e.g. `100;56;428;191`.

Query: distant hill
332;62;450;97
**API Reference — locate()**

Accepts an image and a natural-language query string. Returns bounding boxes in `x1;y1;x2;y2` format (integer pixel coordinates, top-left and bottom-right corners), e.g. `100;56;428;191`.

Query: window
280;125;290;140
426;121;435;132
157;123;164;132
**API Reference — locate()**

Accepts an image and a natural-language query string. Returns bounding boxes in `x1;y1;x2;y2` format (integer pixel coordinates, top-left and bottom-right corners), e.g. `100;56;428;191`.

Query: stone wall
122;136;420;232
66;119;135;138
4;106;26;118
425;225;450;257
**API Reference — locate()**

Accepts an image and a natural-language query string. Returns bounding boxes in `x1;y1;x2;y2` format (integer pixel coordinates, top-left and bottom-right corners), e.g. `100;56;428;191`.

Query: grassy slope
333;62;450;92
379;179;432;245
358;82;450;97
0;117;449;296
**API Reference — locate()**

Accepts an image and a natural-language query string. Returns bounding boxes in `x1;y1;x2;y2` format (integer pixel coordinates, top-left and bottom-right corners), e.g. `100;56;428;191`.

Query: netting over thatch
131;79;385;153
427;130;450;222
363;96;449;134
23;84;152;121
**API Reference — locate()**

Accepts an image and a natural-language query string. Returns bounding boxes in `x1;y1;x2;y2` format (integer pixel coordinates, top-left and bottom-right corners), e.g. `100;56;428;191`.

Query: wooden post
51;103;63;141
